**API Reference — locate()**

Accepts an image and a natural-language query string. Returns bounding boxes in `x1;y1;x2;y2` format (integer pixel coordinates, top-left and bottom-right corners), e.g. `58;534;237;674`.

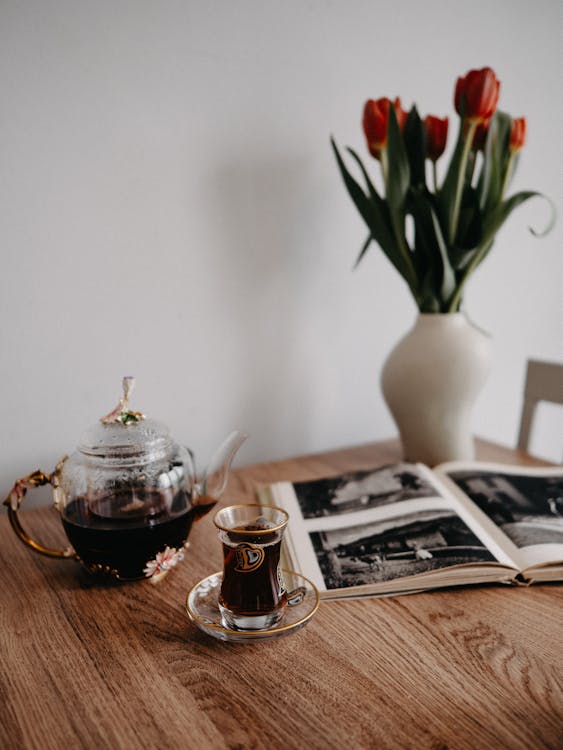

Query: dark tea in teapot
61;490;215;580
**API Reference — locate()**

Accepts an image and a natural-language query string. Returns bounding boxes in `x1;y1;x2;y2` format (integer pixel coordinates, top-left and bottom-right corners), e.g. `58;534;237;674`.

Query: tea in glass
213;504;289;630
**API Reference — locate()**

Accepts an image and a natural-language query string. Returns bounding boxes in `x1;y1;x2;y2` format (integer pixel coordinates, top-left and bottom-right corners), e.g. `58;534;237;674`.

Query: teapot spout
199;431;248;501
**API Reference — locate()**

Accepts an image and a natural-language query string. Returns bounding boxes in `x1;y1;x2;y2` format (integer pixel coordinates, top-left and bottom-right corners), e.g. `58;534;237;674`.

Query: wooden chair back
517;359;563;457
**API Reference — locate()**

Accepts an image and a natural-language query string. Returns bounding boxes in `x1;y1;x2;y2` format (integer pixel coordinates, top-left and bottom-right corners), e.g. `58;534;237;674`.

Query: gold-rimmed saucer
184;569;320;643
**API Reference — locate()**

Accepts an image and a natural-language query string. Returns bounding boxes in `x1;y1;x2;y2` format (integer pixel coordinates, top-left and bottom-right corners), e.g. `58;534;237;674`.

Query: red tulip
393;98;408;132
424;115;449;161
454;67;500;123
363;97;407;159
509;117;526;152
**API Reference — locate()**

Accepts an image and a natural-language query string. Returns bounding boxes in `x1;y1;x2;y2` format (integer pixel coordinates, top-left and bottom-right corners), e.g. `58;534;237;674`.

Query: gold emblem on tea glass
235;543;265;572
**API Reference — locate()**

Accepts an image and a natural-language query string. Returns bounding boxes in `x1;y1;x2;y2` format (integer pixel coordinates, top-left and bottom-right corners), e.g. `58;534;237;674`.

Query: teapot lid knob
100;376;146;425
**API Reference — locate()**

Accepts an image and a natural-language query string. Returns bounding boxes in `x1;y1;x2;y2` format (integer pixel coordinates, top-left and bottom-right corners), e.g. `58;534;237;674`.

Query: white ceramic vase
381;313;492;466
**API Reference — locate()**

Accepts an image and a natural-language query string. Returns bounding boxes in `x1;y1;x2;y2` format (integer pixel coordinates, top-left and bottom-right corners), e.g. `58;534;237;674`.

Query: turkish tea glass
213;504;289;630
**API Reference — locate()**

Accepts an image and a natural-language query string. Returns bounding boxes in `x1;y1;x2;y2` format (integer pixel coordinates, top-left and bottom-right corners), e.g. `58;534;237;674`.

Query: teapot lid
78;418;172;458
78;377;173;458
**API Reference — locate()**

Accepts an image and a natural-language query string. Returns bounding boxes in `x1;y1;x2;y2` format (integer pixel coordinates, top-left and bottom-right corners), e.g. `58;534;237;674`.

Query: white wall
1;0;562;507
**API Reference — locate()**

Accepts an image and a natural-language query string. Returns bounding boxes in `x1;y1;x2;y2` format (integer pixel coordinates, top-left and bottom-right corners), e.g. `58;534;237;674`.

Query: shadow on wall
201;151;323;459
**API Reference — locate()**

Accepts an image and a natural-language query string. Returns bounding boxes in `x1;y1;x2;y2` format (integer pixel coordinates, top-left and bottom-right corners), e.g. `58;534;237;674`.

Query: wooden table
1;439;561;750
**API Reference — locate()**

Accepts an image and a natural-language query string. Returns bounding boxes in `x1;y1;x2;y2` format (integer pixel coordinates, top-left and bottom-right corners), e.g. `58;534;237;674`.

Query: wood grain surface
0;439;561;750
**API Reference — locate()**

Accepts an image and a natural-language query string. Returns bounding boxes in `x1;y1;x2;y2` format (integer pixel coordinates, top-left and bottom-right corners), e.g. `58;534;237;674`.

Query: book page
265;463;508;595
434;462;563;572
416;464;523;569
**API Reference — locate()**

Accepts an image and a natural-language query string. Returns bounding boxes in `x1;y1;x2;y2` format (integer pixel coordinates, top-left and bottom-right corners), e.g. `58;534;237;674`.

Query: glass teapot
4;377;246;581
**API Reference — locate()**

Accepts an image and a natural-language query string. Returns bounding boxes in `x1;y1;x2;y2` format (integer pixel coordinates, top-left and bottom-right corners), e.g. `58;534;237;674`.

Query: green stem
380;148;418;296
432;161;438;193
391;215;418;293
500;152;516;201
466;149;477;187
448;120;477;246
380;150;389;196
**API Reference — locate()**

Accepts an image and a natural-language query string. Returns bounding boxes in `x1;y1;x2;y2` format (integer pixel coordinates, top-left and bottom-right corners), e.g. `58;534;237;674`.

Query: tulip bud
509;117;526;152
471;118;491;152
424;115;449;161
393;97;408;132
454;67;501;124
363;97;407;159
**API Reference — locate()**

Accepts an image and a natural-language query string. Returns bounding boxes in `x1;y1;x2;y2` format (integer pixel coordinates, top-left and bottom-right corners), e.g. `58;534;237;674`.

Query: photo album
258;461;563;599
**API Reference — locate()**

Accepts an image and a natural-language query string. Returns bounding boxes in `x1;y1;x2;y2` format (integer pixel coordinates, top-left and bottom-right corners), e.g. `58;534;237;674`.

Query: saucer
185;569;320;643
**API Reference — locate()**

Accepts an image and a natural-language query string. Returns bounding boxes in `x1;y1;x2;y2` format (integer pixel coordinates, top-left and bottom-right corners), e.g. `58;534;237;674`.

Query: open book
259;461;563;599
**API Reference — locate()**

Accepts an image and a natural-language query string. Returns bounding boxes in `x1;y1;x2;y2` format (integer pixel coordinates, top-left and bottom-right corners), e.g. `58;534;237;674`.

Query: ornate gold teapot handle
3;459;75;559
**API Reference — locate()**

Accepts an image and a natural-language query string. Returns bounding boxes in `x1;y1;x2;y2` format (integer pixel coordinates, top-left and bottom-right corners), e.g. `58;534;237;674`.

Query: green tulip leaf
345;146;382;203
403;106;427;188
450;186;483;263
484;190;557;241
409;189;437;266
331;137;411;281
527;194;557;237
354;233;373;268
502;151;520;198
477;111;512;213
331;136;375;228
471;239;494;272
447;189;554;312
437;118;466;239
385;106;410;210
383;108;419;294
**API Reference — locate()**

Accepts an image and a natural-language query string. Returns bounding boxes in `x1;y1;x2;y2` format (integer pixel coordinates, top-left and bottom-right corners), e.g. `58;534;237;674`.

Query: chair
517;359;563;455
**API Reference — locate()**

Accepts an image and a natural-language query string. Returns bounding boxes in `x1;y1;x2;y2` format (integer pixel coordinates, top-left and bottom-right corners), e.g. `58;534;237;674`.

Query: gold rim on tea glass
213;503;289;535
